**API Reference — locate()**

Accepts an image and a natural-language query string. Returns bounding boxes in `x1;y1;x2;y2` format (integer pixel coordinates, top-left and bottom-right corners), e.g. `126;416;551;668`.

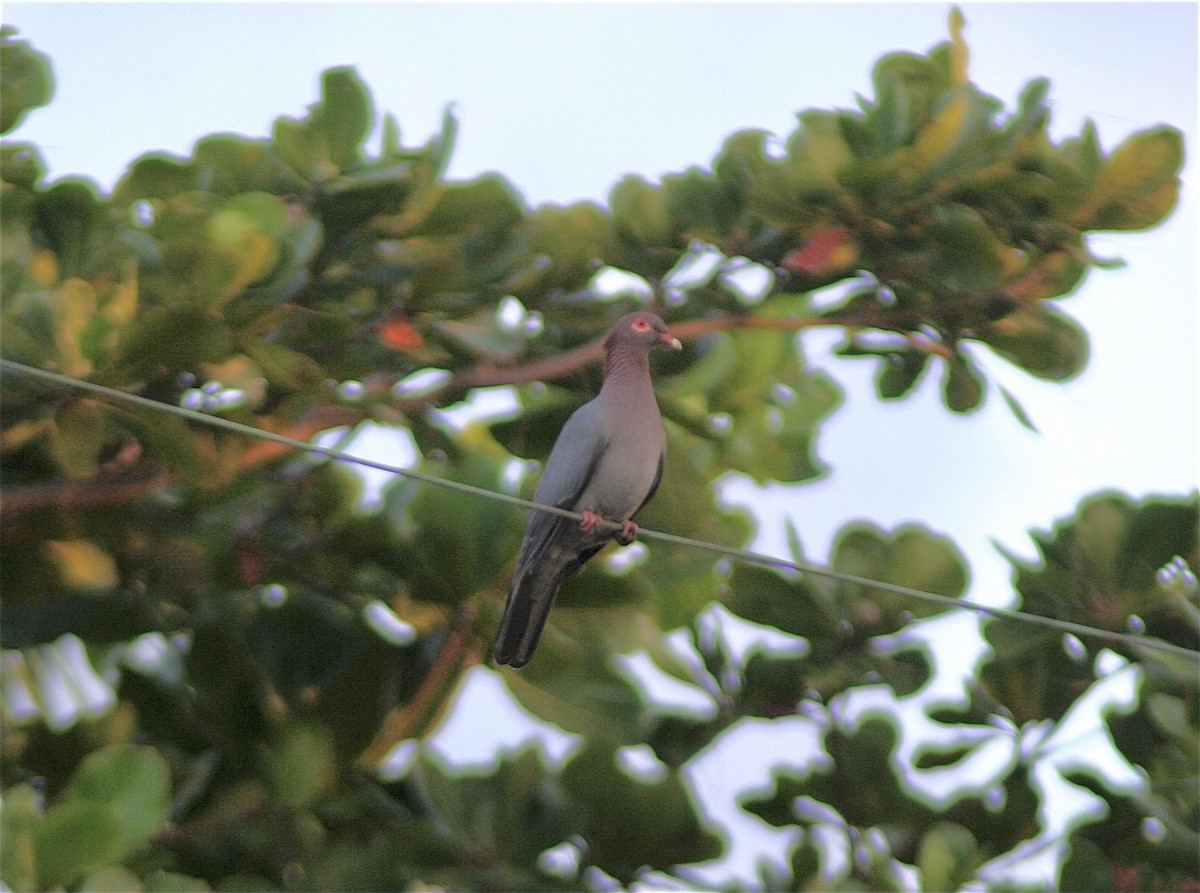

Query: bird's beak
660;333;683;350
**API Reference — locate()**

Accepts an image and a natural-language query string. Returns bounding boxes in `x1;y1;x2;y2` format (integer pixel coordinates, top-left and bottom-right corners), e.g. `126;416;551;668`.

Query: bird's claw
615;519;639;546
579;510;604;534
579;511;639;546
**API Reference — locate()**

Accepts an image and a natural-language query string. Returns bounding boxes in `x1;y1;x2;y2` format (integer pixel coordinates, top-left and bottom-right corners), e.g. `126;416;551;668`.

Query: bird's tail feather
492;562;568;668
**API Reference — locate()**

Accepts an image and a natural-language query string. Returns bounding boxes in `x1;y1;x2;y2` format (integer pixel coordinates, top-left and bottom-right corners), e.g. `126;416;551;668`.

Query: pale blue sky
4;3;1196;885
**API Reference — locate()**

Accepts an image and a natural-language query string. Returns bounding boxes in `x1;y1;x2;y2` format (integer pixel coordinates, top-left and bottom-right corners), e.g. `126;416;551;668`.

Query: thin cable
3;358;1197;662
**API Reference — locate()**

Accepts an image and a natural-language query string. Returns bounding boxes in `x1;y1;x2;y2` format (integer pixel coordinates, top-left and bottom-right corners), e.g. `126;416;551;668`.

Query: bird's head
606;312;683;354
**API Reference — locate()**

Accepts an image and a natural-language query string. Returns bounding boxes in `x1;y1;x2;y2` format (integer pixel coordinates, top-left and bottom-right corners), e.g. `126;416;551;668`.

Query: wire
2;357;1197;662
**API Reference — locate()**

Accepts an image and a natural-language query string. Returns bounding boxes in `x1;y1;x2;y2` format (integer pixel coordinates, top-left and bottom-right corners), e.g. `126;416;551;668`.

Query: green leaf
1147;693;1198;748
192;134;286;196
908;89;971;170
927;203;1010;295
942;351;984;412
269;66;374;180
48;398;108;479
559;743;721;883
68;745;172;855
432;308;525;360
78;866;143;892
416;746;574;868
635;424;752;556
272;115;330;181
1076;125;1184;231
610;174;674;247
982;306;1089;381
0;783;41;892
33;801;124;890
726;562;842;643
407;173;524;237
488;381;582;459
715;129;778;201
206;192;286;303
385;425;524;605
788;110;854;189
660;309;841;484
51;277;99;378
877;348;929;400
870;51;947;142
112;304;232;376
107;402;209;483
235;335;324;391
1;140;46;189
0;27;55;135
983;493;1198;722
832;522;969;626
112;153;195;203
498;603;655;741
524;201;613;291
917;822;979;892
1005;77;1051;146
1060;837;1120;893
427;103;459;181
315;66;374;169
999;384;1039;433
35;178;103;277
267;721;336;810
144;871;213;892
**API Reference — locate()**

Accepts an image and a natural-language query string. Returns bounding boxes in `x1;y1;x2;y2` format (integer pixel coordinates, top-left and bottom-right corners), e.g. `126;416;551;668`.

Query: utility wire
2;357;1197;662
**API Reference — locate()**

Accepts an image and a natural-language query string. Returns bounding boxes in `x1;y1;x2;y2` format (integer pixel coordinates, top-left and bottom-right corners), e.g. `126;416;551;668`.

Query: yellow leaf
948;6;969;85
102;260;139;328
1;419;49;453
1074;127;1184;230
387;593;449;636
909;92;969;171
53;279;97;378
43;540;119;591
208;208;281;303
49;399;106;479
29;248;58;287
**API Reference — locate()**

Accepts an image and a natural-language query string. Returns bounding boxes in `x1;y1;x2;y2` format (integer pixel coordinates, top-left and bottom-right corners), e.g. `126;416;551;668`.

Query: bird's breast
577;402;665;521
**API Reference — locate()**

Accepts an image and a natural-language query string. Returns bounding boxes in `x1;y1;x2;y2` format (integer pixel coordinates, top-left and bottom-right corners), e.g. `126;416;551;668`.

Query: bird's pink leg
579;510;604;533
578;511;638;546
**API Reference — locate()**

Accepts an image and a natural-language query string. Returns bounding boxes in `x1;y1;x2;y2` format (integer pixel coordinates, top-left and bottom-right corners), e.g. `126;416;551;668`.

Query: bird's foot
578;512;638;545
579;510;605;534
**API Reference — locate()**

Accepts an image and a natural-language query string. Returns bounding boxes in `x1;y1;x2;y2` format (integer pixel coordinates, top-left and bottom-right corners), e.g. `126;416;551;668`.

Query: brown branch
236;405;366;469
0;465;173;519
391;313;834;413
354;602;480;772
904;331;956;360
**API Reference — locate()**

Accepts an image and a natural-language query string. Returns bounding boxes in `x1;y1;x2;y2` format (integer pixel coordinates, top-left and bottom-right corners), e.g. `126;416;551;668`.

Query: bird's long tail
492;561;567;668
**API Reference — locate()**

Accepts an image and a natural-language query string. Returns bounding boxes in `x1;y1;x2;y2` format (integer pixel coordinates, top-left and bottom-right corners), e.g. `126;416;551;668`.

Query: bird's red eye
631;317;651;331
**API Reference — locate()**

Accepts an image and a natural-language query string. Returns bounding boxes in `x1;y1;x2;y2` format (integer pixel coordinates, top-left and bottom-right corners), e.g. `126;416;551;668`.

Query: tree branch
354;602;480;772
391;312;834;412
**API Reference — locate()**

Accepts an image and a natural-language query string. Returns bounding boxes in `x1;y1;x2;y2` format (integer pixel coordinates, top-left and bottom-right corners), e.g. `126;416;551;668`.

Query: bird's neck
601;349;652;393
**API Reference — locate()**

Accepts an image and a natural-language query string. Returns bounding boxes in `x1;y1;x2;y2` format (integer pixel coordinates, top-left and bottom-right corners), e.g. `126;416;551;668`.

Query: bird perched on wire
493;312;682;668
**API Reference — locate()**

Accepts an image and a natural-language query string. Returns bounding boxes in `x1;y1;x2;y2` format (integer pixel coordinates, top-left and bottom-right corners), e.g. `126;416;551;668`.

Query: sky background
4;1;1197;886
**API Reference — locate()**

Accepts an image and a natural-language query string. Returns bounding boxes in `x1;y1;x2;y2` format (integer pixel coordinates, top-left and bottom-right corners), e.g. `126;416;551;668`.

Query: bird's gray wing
493;401;610;667
635;450;666;516
514;400;608;570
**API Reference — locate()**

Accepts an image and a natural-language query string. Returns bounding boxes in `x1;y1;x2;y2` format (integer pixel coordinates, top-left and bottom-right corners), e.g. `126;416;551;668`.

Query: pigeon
493;312;682;668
